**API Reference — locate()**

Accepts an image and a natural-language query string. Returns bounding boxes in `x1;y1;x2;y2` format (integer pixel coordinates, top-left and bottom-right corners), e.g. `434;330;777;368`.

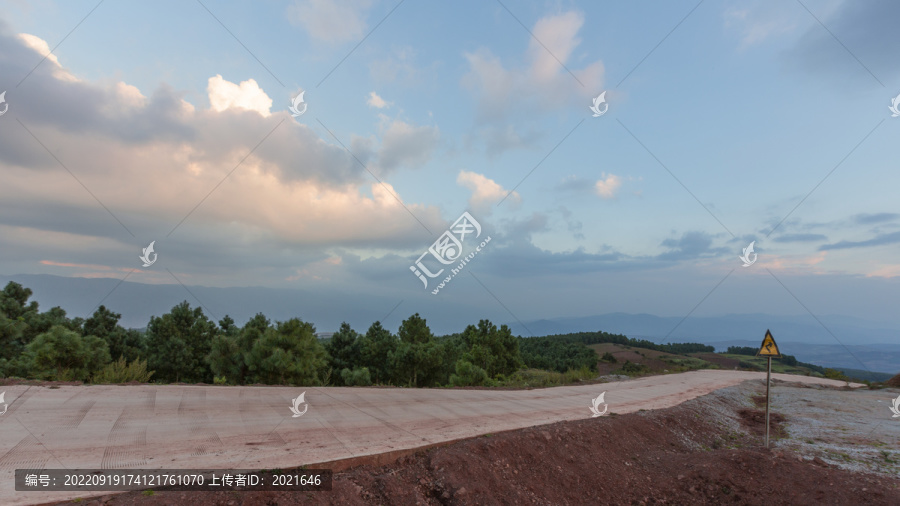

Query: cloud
557;175;592;192
760;251;827;273
723;1;797;48
866;264;900;279
457;170;520;214
207;75;272;117
594;173;621;199
772;233;828;243
286;256;343;282
481;125;541;158
853;212;899;225
0;29;446;260
375;118;439;172
657;232;730;262
369;46;421;84
556;206;584;240
16;33;79;82
367;91;390;109
461;10;604;124
819;231;900;251
287;0;372;44
787;0;900;82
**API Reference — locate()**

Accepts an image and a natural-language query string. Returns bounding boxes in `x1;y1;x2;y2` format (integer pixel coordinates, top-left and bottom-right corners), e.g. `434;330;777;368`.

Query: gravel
705;379;900;477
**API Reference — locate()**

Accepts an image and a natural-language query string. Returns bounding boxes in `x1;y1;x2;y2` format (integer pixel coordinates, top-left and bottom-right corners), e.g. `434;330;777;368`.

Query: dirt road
0;370;860;505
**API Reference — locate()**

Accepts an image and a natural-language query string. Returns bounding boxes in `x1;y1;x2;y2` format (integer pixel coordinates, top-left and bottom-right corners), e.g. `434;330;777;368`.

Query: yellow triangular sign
757;329;781;357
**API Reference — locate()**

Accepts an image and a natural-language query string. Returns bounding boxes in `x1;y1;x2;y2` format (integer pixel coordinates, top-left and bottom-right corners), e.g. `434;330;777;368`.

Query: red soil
60;387;900;506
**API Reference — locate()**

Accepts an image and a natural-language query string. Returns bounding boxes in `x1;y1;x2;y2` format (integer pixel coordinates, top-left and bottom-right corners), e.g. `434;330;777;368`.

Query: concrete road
0;371;859;505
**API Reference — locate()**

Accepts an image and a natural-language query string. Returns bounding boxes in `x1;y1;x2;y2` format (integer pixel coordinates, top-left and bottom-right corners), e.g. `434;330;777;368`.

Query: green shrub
341;367;373;386
449;360;490;386
213;375;228;385
600;352;617;363
738;360;758;370
616;360;650;376
92;356;154;384
496;366;595;388
823;368;849;381
25;325;111;381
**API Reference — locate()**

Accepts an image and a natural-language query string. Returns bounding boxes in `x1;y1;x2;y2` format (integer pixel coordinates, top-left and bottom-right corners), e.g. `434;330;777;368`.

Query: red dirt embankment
64;387;899;506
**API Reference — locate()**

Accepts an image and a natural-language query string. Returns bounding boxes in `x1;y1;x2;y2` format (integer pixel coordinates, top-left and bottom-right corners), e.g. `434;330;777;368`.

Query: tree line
542;330;714;354
0;281;601;387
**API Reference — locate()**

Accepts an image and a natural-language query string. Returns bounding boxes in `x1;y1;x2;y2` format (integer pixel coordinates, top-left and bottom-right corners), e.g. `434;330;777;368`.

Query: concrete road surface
0;370;859;505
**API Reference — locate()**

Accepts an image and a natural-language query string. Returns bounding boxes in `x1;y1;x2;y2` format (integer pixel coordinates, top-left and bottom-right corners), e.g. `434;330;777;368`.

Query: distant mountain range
2;273;897;375
516;312;899;345
0;273;384;332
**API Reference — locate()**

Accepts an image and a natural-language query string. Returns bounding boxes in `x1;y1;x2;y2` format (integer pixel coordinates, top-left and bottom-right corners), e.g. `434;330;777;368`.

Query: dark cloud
787;0;900;84
478;241;630;277
374;120;439;172
657;231;730;262
819;230;900;250
853;213;899;225
772;233;828;243
556;176;594;192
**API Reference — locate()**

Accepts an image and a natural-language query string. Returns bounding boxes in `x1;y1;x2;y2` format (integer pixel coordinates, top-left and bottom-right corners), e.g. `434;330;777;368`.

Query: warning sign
757;329;781;358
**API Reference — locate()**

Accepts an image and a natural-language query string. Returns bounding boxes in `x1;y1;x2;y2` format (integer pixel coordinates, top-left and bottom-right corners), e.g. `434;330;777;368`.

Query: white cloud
594;173;621;199
287;0;372;44
724;1;797;48
207;75;273;117
0;30;447;260
367;91;390;109
17;32;79;82
369;46;419;84
866;264;900;278
529;11;586;82
457;170;520;214
462;10;604;124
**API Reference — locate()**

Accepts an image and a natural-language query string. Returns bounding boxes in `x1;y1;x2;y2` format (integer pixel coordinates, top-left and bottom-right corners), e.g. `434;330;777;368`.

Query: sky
0;0;898;334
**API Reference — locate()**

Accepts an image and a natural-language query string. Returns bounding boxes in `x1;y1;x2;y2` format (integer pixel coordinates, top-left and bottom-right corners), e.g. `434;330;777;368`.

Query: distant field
589;343;715;376
707;353;825;377
830;368;894;383
585;342;840;380
690;352;740;369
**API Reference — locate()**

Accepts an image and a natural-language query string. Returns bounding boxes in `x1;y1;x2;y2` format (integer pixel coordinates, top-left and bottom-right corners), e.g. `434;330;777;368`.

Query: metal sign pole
765;356;771;448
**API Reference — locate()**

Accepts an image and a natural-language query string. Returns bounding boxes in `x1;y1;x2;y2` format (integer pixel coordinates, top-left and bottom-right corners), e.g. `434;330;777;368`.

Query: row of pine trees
0;281;527;387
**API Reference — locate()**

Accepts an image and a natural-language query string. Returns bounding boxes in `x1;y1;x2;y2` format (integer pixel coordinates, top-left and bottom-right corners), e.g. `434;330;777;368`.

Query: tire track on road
101;390;155;469
0;386;34;422
0;435;49;471
178;388;222;456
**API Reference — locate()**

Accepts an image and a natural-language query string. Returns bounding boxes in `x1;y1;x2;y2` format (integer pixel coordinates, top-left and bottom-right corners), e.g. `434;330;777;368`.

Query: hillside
589;343;714;376
587;343;834;380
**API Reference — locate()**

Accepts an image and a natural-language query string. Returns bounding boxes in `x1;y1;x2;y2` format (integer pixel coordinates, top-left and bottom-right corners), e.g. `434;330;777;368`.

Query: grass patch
495;367;596;388
718;354;825;377
92;356;154;384
614;360;651;377
660;356;717;372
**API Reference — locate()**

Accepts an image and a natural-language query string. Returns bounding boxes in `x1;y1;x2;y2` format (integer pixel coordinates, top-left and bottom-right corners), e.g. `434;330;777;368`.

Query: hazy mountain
2;273;897;375
517;312;899;346
0;273;383;333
